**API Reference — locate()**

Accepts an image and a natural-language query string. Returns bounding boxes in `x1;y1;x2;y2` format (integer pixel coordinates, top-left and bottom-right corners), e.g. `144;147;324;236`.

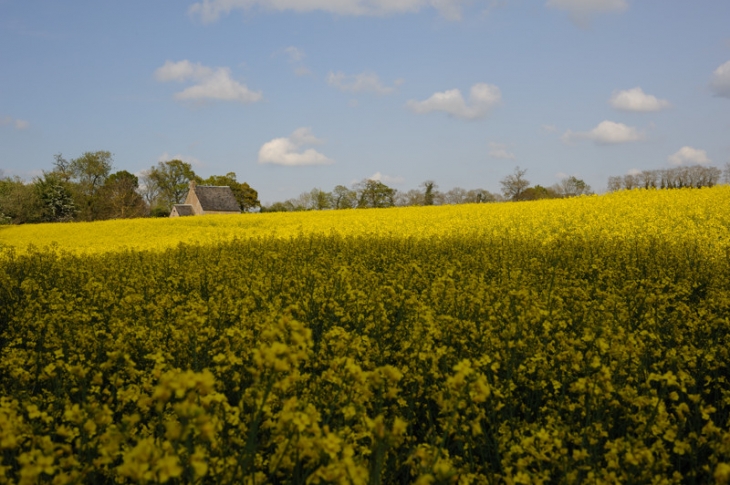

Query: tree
500;166;530;201
309;188;332;210
558;176;592;197
64;151;114;221
34;172;76;222
395;189;424;207
355;179;396;209
468;189;499;203
146;160;199;210
0;176;43;224
519;185;560;201
422;180;438;206
442;187;468;205
98;171;148;219
204;173;260;212
724;162;730;184
261;201;293;213
331;185;357;209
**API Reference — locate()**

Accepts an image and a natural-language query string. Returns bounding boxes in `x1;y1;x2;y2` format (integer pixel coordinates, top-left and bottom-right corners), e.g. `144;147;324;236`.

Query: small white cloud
258;127;334;166
293;66;312;77
155;60;262;104
609;87;671;112
668;146;711;166
154;60;212;82
279;46;312;76
0;116;29;130
562;120;644;145
407;83;501;120
709;60;730;98
627;168;642;175
489;142;516;160
541;124;558;133
368;172;405;184
546;0;628;27
328;71;400;95
157;152;204;167
189;0;471;23
284;46;305;62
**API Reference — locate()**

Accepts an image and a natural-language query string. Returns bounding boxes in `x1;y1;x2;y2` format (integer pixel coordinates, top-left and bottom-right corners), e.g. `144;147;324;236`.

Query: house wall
183;190;205;215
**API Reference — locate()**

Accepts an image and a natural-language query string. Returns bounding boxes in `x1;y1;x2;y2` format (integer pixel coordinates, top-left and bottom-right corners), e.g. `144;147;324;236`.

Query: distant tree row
0;152;260;224
261;168;594;212
607;164;730;192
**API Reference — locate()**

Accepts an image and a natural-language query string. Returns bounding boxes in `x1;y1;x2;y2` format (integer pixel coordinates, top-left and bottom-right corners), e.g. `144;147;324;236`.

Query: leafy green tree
332;185;357;209
34;172;76;222
146;160;199;210
558;176;592;197
64;151;114;221
422;180;438;206
98;171;148;219
500;166;530;201
518;185;560;201
309;188;332;210
0;176;43;224
203;172;260;212
355;179;396;209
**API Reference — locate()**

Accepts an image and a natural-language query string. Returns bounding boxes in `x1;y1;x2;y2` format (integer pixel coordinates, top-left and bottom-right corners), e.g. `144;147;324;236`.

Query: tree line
261;169;594;212
607;164;729;192
2;152;729;224
0;151;260;224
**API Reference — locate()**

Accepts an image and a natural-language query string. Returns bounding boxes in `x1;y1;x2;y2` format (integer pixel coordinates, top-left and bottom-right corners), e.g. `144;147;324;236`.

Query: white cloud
155;60;262;104
668;146;711;166
709;60;730;98
627;168;641;175
258;127;334;166
609;87;671;112
0;116;29;130
546;0;628;27
368;172;405;184
541;124;558;133
154;60;213;82
188;0;471;23
489;142;516;160
327;71;400;95
284;46;305;62
407;83;501;120
280;46;312;76
562;120;644;145
157;152;204;167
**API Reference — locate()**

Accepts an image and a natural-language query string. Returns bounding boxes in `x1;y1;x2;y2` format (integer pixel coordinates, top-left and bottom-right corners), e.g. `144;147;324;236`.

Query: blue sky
1;0;729;203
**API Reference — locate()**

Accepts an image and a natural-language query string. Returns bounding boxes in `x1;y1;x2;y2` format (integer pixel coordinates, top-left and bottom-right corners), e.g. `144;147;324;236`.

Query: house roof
173;204;195;216
194;185;241;212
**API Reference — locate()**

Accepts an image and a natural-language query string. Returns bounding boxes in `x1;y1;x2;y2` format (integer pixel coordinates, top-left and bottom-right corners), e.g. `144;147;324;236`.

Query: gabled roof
173;204;195;216
194;185;241;212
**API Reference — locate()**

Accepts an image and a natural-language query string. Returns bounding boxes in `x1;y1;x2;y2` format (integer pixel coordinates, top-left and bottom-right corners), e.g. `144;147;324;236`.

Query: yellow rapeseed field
1;187;729;484
2;186;729;256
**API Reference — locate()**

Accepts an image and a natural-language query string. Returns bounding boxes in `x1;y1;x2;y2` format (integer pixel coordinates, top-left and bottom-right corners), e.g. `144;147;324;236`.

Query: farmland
1;187;730;483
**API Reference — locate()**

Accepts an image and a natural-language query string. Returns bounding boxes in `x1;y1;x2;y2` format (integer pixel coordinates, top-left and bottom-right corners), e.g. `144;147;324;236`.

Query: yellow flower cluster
0;187;729;483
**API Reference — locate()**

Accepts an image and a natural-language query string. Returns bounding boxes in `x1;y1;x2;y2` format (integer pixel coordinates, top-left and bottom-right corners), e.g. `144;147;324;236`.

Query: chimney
189;180;197;190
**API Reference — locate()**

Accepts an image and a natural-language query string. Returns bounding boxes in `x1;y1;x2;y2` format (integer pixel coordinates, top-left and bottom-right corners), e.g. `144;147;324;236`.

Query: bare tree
500;166;530;201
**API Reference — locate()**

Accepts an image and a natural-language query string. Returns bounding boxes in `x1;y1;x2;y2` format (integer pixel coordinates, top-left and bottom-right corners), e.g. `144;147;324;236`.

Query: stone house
170;181;241;217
